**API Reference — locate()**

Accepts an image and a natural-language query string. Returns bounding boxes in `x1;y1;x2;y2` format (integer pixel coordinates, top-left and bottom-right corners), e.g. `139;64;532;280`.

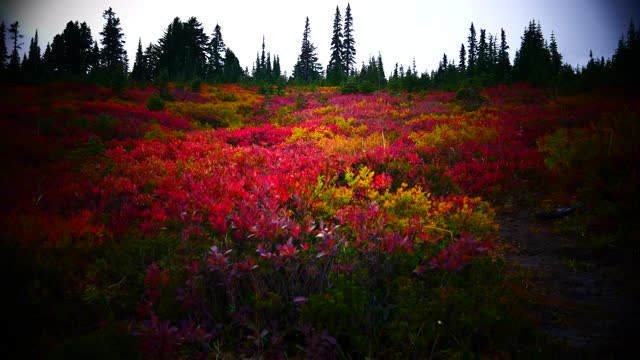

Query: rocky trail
498;207;639;358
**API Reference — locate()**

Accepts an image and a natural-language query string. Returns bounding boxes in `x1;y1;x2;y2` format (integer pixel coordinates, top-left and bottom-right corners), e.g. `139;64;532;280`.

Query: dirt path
497;207;639;357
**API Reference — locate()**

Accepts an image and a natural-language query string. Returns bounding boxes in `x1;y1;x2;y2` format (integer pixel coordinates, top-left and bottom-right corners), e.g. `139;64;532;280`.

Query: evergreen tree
209;24;225;81
467;22;477;76
477;29;488;75
343;3;356;75
153;17;209;81
8;21;23;72
549;32;562;76
327;6;344;85
0;22;7;72
99;7;127;74
458;43;466;73
131;38;147;81
222;48;243;83
273;55;281;81
182;17;209;79
292;17;322;82
497;28;511;81
23;30;42;75
513;20;552;84
377;52;387;88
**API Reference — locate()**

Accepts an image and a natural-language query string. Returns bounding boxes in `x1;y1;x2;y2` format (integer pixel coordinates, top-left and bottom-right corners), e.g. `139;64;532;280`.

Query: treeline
1;4;639;93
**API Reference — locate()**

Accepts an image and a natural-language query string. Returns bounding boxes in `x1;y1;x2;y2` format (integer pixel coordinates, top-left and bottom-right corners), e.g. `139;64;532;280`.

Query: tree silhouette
0;22;7;72
292;17;322;82
131;38;147;81
8;21;23;72
327;6;344;85
209;24;225;81
343;3;356;75
466;22;477;76
497;28;511;81
100;7;127;74
458;43;466;73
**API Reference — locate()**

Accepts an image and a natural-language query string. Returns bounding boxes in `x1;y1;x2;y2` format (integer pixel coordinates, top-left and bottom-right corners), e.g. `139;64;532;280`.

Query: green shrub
146;94;165;111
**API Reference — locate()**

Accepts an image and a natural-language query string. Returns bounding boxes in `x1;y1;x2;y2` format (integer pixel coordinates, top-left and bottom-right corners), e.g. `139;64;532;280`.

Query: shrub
145;94;165;111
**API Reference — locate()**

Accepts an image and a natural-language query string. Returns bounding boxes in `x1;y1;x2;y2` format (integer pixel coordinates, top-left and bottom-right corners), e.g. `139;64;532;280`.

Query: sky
1;0;639;76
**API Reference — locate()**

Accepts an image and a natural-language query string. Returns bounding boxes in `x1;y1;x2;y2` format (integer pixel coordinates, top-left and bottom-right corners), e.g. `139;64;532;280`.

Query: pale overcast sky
1;0;639;76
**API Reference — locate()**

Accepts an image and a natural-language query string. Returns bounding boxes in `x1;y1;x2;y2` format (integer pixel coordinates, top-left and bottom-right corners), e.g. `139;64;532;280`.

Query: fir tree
99;7;127;74
24;30;42;75
497;28;511;81
209;24;225;81
222;48;243;83
131;38;146;81
343;3;356;75
549;32;562;76
0;22;7;71
458;43;466;73
477;29;488;75
292;17;322;82
467;22;477;76
327;6;344;85
8;21;23;72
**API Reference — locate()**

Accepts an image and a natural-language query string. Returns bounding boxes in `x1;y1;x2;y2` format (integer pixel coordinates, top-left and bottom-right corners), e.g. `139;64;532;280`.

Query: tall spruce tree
100;7;127;74
23;30;42;75
292;17;322;82
222;48;243;83
467;22;477;76
549;32;562;76
477;29;488;75
513;20;552;84
209;24;225;81
0;22;7;72
458;43;466;73
343;3;356;75
8;21;23;72
131;38;147;81
497;28;511;81
327;6;344;85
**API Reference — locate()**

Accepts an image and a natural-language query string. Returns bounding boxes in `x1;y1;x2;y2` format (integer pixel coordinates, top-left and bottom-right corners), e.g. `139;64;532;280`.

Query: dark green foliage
327;6;345;85
146;93;165;111
0;22;7;72
342;3;356;75
222;48;244;83
513;20;552;85
8;21;22;73
99;7;127;75
292;17;323;83
208;24;225;82
153;17;209;81
130;38;147;82
466;22;477;77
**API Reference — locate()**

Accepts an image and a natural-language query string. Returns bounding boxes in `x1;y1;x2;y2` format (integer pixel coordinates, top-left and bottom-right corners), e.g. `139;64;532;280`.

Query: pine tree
100;7;127;74
377;52;387;88
0;22;7;72
23;30;42;75
8;21;23;72
222;48;243;83
549;32;562;76
343;3;356;75
131;38;146;81
458;43;466;73
467;22;477;76
292;17;322;82
209;24;225;81
513;20;552;84
327;6;344;85
497;28;511;81
477;29;488;75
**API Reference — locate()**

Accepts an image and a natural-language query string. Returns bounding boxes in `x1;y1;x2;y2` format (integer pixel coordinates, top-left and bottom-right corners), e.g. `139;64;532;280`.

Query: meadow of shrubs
2;81;638;358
